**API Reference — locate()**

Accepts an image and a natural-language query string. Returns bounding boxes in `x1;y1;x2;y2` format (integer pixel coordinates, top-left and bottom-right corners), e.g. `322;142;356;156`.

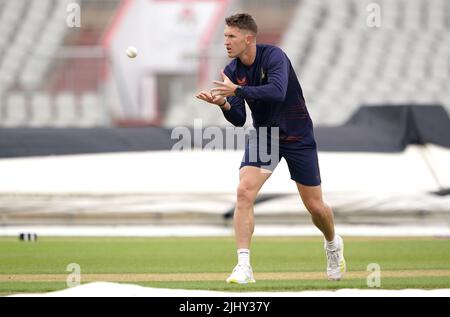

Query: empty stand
0;0;113;127
281;0;450;125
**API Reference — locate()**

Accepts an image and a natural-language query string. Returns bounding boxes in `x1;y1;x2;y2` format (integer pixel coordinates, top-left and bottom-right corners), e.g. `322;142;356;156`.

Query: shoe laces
233;264;251;274
326;248;340;269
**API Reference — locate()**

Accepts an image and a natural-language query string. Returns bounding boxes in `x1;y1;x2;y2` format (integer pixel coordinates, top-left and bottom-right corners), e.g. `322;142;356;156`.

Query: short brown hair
225;13;258;35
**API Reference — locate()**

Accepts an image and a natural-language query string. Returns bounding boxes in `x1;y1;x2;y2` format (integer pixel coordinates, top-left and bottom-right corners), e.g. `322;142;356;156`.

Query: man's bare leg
235;166;272;248
226;166;272;284
296;183;346;280
296;183;335;241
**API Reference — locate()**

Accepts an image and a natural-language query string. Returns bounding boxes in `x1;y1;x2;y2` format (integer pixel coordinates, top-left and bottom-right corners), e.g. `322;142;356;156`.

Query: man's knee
236;182;257;207
304;199;326;216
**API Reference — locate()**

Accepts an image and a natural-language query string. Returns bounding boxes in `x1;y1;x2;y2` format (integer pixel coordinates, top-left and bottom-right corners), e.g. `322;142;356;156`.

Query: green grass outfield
1;236;450;295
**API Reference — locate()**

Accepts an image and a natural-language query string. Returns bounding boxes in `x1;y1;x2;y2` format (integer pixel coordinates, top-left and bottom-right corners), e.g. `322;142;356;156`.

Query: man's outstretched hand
211;69;238;98
195;91;225;105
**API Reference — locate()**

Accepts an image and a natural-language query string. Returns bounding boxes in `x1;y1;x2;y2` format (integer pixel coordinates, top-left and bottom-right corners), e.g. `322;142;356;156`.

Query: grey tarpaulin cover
0;105;449;158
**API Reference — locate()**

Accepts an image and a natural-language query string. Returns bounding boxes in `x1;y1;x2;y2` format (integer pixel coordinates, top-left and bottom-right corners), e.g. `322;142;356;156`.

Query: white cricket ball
126;46;138;58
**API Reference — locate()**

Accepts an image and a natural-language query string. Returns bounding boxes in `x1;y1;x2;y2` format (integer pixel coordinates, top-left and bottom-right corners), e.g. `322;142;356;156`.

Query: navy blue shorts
240;130;321;186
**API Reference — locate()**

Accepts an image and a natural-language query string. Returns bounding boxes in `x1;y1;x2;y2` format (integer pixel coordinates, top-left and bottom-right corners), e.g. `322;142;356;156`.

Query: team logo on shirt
237;77;247;85
261;69;266;81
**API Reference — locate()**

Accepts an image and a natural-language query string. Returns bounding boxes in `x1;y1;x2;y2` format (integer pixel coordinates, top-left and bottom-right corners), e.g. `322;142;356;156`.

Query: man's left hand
211;69;238;98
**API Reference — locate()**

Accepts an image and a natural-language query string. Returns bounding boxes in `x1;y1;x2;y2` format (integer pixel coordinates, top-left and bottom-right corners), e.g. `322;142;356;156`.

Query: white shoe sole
226;278;256;284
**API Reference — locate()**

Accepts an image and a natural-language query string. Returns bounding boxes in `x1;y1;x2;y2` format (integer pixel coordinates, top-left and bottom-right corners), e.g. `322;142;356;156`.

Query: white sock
237;248;250;266
326;235;339;250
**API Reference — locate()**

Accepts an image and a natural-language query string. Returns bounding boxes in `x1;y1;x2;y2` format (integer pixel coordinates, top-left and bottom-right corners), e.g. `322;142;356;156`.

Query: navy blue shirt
222;44;314;143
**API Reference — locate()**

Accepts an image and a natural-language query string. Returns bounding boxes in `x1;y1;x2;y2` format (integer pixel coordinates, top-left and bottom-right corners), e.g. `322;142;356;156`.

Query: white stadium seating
281;0;450;125
0;0;448;127
0;0;109;127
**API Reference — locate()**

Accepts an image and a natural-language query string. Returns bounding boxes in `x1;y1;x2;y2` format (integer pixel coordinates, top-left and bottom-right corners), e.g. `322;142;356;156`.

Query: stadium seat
30;92;53;127
3;93;28;127
79;92;108;127
54;92;79;127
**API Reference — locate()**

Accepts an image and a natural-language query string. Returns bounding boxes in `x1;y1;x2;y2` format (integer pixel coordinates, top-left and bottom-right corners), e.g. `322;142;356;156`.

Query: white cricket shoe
325;235;346;281
226;264;256;284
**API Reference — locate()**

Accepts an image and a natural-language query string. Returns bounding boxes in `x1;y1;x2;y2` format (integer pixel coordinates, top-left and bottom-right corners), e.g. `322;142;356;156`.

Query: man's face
224;25;252;58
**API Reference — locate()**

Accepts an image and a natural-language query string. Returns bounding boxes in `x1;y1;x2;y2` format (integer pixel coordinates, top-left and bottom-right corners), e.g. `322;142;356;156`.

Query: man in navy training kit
196;13;346;284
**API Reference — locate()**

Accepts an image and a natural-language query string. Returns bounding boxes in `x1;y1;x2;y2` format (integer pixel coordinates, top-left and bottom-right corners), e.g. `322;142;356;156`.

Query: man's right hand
196;91;225;106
